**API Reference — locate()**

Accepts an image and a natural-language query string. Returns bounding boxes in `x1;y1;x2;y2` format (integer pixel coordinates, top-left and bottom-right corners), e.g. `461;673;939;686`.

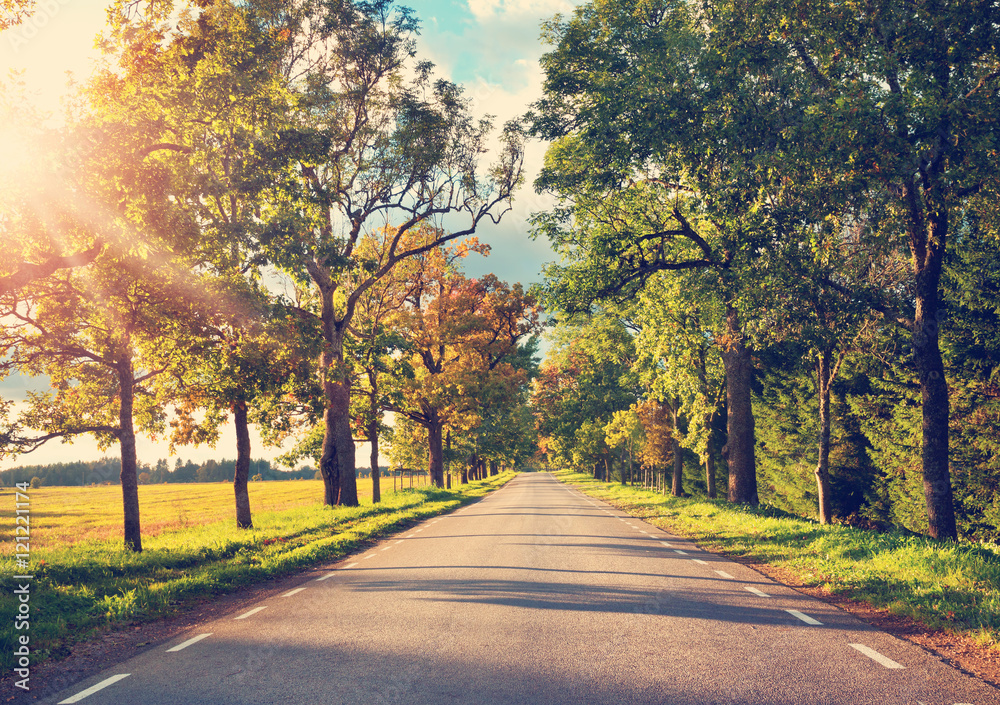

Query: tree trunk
671;400;683;497
705;434;717;500
912;209;956;540
720;306;758;505
697;346;717;499
815;350;833;525
233;400;253;529
369;418;381;503
117;356;142;552
490;460;498;476
319;353;359;507
427;420;445;487
446;430;452;489
462;454;472;484
315;276;358;507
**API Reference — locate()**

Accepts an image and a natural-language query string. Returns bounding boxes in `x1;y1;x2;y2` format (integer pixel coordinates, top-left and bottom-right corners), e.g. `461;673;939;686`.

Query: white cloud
467;0;574;23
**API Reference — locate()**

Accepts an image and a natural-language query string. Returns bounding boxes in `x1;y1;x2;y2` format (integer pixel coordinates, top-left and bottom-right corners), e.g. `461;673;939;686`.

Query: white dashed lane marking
850;643;905;669
744;587;769;598
692;559;708;565
714;570;735;579
674;549;688;555
58;674;131;704
282;588;307;598
166;633;212;652
786;609;822;626
234;606;268;620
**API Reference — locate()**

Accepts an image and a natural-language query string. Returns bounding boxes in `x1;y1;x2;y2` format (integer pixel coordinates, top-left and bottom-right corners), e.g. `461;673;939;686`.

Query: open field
556;470;1000;653
0;472;510;671
1;477;434;550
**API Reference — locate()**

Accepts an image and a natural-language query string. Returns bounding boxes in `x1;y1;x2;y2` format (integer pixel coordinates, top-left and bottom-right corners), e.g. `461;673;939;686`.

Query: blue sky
0;0;579;469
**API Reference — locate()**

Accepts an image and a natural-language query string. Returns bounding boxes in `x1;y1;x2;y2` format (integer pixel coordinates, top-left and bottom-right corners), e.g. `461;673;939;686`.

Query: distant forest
0;458;316;487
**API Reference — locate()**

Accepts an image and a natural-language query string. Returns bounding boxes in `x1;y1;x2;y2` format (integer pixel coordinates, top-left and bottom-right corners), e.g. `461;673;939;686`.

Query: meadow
556;470;1000;653
0;473;509;671
1;477;433;550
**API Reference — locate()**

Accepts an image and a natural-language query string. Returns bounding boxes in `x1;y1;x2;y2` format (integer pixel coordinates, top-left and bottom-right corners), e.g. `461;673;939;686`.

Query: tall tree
528;0;822;504
392;263;539;487
0;249;196;551
86;0;298;530
740;0;1000;538
261;0;523;506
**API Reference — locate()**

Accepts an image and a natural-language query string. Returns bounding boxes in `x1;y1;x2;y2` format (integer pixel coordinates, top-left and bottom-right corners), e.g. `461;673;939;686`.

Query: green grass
0;473;512;670
556;470;1000;650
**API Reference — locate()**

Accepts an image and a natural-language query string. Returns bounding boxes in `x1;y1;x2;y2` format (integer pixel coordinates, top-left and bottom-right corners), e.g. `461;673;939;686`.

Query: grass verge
556;469;1000;651
1;472;513;670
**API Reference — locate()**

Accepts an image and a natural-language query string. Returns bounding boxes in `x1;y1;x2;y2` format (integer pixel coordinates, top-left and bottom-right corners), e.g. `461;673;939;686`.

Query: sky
0;0;580;470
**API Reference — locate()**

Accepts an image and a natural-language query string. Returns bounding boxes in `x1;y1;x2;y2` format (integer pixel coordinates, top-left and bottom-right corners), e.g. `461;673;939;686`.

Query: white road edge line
786;609;822;625
744;587;769;597
714;570;735;579
849;643;905;669
58;674;131;703
282;588;307;598
234;606;268;620
166;633;213;652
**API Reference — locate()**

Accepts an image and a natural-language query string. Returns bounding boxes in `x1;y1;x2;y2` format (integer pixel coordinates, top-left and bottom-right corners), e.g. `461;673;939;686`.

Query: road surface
43;472;996;704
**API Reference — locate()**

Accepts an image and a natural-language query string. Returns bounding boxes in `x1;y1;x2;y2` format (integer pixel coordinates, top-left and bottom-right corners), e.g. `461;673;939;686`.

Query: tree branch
0;242;104;297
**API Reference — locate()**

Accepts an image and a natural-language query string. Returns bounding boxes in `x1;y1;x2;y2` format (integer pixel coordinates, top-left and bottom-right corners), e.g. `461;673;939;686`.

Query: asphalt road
43;472;997;704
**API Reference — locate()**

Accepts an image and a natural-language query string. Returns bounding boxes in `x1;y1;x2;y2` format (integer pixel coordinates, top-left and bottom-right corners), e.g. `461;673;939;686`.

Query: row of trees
528;0;1000;541
0;0;536;550
0;458;313;487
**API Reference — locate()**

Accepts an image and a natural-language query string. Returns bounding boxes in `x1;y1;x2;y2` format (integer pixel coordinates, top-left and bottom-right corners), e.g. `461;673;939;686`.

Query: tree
0;249;191;551
347;232;420;502
0;0;34;30
738;0;1000;539
528;0;821;504
605;407;644;485
83;0;300;531
260;0;524;507
533;315;638;479
391;257;539;487
626;272;727;498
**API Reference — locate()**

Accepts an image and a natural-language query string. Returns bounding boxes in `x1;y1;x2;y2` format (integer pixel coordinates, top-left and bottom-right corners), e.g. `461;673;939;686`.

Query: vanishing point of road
45;473;996;704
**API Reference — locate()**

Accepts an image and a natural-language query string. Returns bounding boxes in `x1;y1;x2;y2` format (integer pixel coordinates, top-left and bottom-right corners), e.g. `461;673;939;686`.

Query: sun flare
0;125;33;180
